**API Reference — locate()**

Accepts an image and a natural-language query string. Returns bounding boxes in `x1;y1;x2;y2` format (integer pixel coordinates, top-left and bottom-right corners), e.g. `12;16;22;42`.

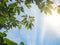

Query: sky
1;0;60;45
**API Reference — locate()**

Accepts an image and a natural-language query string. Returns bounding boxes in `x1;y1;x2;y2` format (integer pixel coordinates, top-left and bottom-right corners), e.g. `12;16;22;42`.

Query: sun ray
44;10;60;36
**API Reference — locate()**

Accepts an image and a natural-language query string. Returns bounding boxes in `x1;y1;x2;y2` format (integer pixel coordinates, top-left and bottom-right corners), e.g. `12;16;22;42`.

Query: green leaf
25;1;31;9
20;42;25;45
8;2;18;8
47;0;53;4
57;8;60;14
20;7;24;12
2;0;8;3
26;4;31;9
0;32;3;37
47;4;53;9
18;24;22;29
56;5;60;14
17;7;20;15
3;38;17;45
0;32;7;37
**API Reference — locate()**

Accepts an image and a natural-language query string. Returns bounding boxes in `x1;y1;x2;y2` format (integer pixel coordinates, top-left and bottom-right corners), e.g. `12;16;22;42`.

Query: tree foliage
0;32;17;45
0;0;35;30
0;0;59;30
20;42;25;45
0;0;60;45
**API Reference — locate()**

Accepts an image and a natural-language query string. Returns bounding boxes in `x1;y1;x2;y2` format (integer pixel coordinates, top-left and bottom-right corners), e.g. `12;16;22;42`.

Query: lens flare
44;10;60;36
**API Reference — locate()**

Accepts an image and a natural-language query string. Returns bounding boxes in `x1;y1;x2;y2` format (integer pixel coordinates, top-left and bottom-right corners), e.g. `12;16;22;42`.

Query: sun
44;10;60;36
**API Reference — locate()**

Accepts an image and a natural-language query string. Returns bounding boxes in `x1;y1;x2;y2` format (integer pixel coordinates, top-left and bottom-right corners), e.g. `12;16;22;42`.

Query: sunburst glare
44;10;60;36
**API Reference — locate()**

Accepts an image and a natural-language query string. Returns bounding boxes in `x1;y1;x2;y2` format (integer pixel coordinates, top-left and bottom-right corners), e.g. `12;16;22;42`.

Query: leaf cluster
0;32;17;45
0;0;34;30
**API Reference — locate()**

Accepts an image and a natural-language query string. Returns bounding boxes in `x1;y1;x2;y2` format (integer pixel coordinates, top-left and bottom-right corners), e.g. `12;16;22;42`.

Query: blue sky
6;3;43;45
1;0;60;45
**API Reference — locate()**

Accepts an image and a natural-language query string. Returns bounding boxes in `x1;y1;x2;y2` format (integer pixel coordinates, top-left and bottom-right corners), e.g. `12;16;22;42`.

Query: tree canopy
0;0;35;30
0;0;60;45
0;0;60;30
